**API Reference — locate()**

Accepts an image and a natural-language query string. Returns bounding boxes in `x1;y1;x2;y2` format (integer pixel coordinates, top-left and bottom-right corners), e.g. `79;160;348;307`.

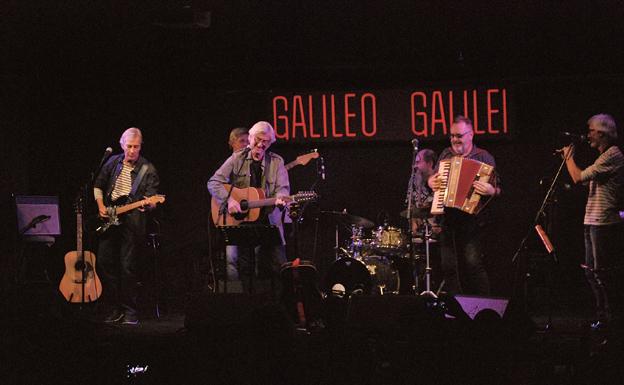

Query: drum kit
322;208;439;297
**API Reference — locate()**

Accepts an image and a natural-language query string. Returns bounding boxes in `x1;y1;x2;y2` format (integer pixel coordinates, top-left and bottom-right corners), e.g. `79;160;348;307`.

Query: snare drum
373;226;406;255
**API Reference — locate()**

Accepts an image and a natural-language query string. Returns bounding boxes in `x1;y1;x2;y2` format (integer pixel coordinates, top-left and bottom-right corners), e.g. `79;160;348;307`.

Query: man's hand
561;145;575;160
473;180;496;196
275;197;288;208
227;197;242;214
97;203;109;218
428;172;442;191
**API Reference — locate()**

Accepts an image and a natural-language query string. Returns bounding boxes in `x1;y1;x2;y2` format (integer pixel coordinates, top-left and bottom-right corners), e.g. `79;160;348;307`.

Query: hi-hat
400;207;432;219
321;210;375;228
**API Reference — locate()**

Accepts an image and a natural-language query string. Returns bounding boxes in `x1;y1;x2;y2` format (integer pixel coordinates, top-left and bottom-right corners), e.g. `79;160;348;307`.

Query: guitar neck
246;197;281;209
76;211;83;254
284;161;298;171
115;199;147;215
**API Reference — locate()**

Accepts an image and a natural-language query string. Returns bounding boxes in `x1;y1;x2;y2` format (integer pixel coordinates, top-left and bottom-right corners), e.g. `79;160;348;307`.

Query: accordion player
430;156;495;215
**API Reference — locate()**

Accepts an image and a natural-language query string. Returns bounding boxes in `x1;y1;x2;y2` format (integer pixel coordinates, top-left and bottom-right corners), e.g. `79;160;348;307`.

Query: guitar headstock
295;150;320;166
145;194;166;205
292;191;319;203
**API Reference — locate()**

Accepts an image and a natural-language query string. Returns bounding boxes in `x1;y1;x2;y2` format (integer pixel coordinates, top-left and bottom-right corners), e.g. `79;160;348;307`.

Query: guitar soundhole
74;261;94;273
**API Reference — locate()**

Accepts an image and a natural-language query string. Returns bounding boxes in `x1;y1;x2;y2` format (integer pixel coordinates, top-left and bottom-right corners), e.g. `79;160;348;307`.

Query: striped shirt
111;162;134;201
580;145;624;225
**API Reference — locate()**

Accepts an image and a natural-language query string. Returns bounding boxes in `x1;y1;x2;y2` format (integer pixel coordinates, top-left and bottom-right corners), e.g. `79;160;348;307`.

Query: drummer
405;148;439;237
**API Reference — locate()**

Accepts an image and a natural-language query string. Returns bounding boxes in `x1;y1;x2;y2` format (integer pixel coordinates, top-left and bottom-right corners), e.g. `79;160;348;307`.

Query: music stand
14;195;61;284
218;225;281;294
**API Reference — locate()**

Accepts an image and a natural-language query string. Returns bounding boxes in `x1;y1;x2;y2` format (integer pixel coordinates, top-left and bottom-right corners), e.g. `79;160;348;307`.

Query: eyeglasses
449;132;471;139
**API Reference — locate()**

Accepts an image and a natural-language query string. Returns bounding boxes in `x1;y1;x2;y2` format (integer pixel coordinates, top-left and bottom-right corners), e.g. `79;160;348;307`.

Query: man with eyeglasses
428;115;501;295
561;113;624;331
208;121;290;296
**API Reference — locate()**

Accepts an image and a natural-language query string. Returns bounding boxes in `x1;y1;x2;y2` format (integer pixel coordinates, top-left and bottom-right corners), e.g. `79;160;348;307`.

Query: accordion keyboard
431;159;451;215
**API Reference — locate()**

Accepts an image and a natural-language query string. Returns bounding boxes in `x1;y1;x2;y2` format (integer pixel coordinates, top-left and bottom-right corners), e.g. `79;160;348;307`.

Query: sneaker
121;313;139;325
103;310;124;323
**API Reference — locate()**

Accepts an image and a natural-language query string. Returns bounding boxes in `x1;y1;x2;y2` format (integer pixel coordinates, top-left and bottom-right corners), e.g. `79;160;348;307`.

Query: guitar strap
129;164;149;199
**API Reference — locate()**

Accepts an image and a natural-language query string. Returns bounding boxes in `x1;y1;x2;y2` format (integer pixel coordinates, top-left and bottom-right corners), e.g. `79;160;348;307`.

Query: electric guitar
59;201;102;303
211;185;317;226
96;194;166;234
284;150;319;171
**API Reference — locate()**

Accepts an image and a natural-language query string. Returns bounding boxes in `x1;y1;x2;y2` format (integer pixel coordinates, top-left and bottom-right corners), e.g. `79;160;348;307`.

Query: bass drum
325;256;399;296
325;257;372;296
361;255;399;295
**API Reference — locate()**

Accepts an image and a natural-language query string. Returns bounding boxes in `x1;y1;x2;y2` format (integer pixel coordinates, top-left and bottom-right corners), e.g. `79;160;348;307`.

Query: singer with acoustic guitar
208;121;290;296
94;127;160;325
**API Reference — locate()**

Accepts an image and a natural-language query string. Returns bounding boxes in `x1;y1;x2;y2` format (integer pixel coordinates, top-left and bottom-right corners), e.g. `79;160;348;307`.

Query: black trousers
97;223;143;316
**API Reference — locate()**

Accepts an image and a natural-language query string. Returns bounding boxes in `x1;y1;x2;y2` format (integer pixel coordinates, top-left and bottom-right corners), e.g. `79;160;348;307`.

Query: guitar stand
218;225;281;295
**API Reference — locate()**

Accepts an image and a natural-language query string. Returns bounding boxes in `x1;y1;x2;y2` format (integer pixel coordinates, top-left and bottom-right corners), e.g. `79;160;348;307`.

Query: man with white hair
562;113;624;330
208;121;290;295
94;127;160;325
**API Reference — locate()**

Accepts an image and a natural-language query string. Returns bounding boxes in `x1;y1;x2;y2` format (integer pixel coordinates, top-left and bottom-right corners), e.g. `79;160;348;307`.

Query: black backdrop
3;1;624;307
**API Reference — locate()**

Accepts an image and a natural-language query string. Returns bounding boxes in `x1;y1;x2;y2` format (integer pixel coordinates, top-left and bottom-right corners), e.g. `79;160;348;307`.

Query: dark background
3;1;624;310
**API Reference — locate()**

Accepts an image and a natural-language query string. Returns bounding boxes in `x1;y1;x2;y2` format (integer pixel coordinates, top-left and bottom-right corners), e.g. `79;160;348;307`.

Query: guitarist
208;121;290;296
93;127;160;325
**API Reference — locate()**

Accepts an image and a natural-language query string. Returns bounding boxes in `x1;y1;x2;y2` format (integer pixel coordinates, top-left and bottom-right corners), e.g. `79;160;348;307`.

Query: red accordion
431;156;494;215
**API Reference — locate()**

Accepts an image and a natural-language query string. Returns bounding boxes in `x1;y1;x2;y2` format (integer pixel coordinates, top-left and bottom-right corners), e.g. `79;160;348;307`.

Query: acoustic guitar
59;201;102;303
211;185;317;226
96;194;166;234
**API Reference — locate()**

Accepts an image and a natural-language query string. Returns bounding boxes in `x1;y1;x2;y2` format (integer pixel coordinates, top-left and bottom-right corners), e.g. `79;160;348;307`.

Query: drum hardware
322;209;374;261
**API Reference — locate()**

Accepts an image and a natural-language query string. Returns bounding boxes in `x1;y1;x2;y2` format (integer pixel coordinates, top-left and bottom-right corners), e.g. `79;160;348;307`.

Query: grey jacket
207;149;290;243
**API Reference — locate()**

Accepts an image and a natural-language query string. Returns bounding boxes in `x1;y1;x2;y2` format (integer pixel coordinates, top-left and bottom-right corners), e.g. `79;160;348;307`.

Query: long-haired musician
428;115;501;296
208;121;290;296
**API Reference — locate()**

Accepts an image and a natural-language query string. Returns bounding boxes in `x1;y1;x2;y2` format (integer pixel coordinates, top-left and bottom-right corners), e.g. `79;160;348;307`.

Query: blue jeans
584;222;624;321
229;244;286;296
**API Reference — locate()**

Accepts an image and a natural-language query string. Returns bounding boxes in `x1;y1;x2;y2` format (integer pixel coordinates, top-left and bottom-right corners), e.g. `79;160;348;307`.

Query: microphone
99;147;113;166
411;138;419;151
560;132;587;142
320;157;326;180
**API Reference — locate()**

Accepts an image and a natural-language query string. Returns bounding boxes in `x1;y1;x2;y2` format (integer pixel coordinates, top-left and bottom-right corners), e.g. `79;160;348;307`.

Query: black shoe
103;310;124;323
121;313;139;325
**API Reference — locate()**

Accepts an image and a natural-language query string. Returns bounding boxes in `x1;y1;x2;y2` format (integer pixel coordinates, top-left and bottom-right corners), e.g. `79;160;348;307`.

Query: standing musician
94;127;160;325
428;115;501;295
224;127;250;284
208;121;290;295
561;113;624;330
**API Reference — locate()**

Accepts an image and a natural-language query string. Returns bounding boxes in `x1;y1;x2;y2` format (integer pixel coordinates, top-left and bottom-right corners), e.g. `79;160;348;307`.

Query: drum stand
419;218;437;298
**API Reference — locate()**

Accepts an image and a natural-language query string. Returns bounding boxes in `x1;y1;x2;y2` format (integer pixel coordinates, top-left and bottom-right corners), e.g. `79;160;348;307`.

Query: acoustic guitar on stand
59;201;102;303
211;185;317;226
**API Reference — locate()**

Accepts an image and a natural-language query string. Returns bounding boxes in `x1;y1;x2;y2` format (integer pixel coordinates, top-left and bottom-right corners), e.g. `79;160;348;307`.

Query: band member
406;148;438;236
429;116;501;295
228;127;249;153
208;121;290;295
561;113;624;330
94;127;160;325
224;127;250;284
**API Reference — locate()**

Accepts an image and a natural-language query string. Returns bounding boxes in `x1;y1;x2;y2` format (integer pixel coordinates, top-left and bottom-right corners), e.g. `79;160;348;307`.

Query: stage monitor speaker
15;195;61;237
453;294;509;320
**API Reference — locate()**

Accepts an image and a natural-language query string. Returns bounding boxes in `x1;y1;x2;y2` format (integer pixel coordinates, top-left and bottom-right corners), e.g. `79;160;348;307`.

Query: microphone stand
511;143;571;331
406;144;421;295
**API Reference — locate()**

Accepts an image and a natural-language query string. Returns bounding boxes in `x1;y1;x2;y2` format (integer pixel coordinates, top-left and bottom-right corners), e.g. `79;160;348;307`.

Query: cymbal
321;210;375;228
400;207;432;219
